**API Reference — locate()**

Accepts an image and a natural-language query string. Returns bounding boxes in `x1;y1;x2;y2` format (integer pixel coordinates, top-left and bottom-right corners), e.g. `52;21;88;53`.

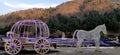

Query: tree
47;14;81;34
112;8;120;22
82;10;120;32
0;23;13;35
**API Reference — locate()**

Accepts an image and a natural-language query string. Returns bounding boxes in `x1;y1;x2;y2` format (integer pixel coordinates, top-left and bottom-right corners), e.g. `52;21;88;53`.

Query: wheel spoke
14;40;16;43
44;42;49;45
35;46;39;48
40;49;42;52
43;49;46;53
45;44;49;47
17;44;20;47
16;47;20;50
16;42;19;44
43;48;48;52
38;41;41;44
36;48;40;50
6;43;10;46
6;46;10;49
41;39;44;43
44;47;49;49
6;48;10;51
8;41;10;43
38;40;42;44
42;49;44;53
14;48;18;53
16;45;19;48
6;45;10;48
12;50;15;54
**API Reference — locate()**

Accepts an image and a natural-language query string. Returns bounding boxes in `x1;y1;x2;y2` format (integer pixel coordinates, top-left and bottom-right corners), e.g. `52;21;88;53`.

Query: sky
0;0;71;15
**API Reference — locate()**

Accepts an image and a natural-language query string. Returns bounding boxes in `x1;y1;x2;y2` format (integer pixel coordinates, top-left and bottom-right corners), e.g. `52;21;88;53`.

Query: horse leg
87;40;90;47
95;39;101;52
76;40;83;52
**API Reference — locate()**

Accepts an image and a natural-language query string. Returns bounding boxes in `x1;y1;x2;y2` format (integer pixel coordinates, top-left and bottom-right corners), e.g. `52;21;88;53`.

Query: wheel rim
5;39;22;55
34;38;50;54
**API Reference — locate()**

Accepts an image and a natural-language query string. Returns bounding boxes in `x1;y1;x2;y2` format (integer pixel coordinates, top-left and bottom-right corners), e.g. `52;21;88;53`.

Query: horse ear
103;24;105;26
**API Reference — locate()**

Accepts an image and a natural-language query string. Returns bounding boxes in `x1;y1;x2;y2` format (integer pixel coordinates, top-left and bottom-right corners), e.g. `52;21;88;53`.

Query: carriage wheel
34;38;50;54
5;39;22;55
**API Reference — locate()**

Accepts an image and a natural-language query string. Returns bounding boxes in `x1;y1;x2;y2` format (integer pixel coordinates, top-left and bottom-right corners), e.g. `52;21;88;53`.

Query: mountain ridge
0;0;120;28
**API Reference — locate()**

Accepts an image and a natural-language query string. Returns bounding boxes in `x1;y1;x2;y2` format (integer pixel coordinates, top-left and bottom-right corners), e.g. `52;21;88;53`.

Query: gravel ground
0;47;120;55
47;47;119;55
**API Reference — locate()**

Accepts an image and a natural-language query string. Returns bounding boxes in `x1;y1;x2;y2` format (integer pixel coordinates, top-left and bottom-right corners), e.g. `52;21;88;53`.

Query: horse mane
94;24;105;30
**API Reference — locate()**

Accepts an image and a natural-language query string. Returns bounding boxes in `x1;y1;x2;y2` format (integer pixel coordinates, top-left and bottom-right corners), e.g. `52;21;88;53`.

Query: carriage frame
5;20;50;55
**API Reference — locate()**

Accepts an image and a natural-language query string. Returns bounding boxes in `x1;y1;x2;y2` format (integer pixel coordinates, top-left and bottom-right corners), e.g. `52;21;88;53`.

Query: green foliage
47;14;81;34
112;8;120;22
82;11;101;30
82;10;120;32
0;23;13;35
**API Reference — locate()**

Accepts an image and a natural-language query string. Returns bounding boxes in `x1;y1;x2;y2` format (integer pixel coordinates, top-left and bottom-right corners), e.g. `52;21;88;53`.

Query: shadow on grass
18;49;59;54
0;47;59;55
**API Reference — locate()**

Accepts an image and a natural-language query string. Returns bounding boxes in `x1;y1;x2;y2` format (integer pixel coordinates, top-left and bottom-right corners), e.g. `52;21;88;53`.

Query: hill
0;0;120;28
0;8;54;28
53;0;120;15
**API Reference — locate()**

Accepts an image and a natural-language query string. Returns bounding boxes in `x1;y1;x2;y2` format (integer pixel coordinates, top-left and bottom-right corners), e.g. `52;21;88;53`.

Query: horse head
101;24;107;35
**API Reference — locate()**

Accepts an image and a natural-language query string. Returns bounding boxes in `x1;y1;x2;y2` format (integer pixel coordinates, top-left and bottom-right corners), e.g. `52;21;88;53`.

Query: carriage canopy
7;20;50;38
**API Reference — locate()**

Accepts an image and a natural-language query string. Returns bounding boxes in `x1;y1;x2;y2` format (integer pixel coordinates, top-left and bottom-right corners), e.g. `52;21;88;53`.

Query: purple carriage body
5;20;50;55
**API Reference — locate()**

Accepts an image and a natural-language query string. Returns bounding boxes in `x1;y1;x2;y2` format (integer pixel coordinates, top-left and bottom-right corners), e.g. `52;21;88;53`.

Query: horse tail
73;30;78;39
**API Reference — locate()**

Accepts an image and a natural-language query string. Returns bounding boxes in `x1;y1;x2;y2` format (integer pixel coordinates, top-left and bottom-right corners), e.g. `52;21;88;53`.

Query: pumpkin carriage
5;20;50;55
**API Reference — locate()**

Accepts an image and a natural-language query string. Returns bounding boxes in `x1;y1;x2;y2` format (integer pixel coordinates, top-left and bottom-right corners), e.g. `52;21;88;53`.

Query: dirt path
0;47;120;55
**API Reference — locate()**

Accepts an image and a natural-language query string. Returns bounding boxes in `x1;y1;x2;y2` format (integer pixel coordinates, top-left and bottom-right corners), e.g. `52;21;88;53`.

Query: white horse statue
73;24;107;51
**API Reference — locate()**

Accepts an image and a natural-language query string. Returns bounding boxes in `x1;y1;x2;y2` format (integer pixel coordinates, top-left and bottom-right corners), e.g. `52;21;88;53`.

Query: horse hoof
80;51;83;53
95;50;101;52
